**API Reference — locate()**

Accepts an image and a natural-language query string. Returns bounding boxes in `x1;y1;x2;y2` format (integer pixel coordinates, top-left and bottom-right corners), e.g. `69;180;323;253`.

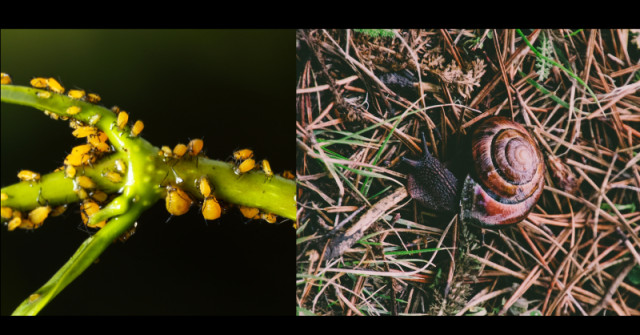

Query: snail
401;116;545;227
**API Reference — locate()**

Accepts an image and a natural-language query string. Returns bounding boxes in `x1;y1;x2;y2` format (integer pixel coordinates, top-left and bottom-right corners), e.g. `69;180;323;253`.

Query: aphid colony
1;76;130;231
1;74;288;234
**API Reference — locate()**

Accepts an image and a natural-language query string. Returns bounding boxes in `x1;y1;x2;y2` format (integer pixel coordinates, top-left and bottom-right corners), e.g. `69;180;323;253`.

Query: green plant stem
12;205;145;315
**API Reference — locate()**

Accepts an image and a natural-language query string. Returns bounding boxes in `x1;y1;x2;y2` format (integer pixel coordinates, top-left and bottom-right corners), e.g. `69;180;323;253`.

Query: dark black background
1;29;294;315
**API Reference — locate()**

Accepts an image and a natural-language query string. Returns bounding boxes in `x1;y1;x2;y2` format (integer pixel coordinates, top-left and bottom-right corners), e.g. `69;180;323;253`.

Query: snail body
402;116;545;227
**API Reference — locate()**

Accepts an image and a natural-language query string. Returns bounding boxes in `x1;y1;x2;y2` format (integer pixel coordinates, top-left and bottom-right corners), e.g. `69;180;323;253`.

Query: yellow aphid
72;126;98;138
8;216;22;231
28;294;40;303
1;207;13;220
91;190;108;203
114;159;126;174
18;170;40;182
88;114;102;125
75;175;96;189
198;176;212;198
65;152;84;167
87;93;101;103
261;159;274;180
238;206;260;220
30;77;48;88
159;146;173;158
234;158;255;175
1;72;11;85
116;111;128;129
47;77;65;94
1;192;8;201
188;139;204;156
131;120;144;137
65;165;77;178
68;119;82;129
37;91;52;99
72;144;93;156
75;188;89;200
28;206;52;227
50;205;68;217
103;171;122;183
88;132;110;153
80;200;106;228
202;196;221;221
92;141;110;153
68;89;86;100
66;106;82;115
261;212;277;224
173;143;188;158
282;170;295;179
165;186;193;216
233;149;254;161
44;110;59;120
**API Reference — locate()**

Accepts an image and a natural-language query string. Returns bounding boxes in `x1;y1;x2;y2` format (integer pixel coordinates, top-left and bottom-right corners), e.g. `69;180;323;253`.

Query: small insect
47;77;65;94
87;93;101;103
18;170;40;182
36;91;52;99
30;77;48;88
28;294;41;303
67;89;86;100
261;159;274;181
72;126;98;138
43;110;59;120
1;206;13;220
88;114;102;126
165;186;193;216
80;200;106;228
261;212;277;224
131;120;144;137
233;149;254;162
91;190;109;203
116;111;128;129
65;152;84;167
1;72;11;85
173;143;188;158
233;158;255;175
114;159;127;174
7;215;22;231
72;144;93;155
159;146;173;158
118;222;137;243
88;132;110;153
188;139;204;156
50;205;68;217
103;170;122;183
198;176;212;198
282;170;295;180
75;175;96;189
66;106;82;115
238;206;260;220
28;205;52;228
65;165;77;178
202;196;222;221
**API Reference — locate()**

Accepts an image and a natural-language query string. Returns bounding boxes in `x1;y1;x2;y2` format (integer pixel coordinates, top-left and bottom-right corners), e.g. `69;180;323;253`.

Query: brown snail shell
460;116;545;227
402;116;545;227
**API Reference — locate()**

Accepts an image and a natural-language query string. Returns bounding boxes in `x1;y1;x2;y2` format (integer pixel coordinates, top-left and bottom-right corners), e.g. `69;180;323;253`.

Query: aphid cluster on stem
1;74;125;232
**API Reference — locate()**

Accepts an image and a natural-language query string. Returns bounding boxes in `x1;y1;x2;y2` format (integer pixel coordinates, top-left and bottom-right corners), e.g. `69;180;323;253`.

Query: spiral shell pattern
461;116;545;227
